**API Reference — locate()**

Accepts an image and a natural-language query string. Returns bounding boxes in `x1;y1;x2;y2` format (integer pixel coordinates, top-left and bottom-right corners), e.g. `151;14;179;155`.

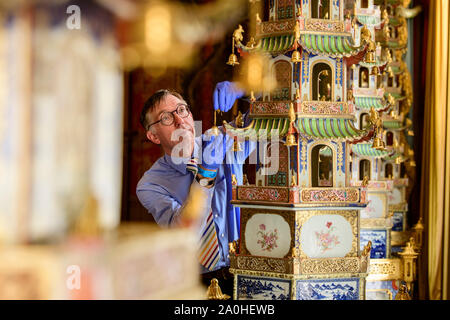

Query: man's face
146;94;195;157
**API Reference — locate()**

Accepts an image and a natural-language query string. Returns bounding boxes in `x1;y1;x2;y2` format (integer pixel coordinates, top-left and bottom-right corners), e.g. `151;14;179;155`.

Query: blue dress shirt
137;131;255;273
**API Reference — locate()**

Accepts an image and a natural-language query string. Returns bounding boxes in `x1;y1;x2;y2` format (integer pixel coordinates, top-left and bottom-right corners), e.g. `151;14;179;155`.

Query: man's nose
173;112;185;126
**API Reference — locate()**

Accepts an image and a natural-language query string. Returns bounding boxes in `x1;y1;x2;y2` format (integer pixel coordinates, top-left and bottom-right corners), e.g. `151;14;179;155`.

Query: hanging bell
372;137;384;150
395;156;403;164
407;129;414;136
227;53;239;66
410;159;416;167
285;133;297;147
364;51;376;64
291;50;301;63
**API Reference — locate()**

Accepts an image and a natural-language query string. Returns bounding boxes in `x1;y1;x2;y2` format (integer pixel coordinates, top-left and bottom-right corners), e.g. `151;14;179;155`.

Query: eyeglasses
147;103;191;130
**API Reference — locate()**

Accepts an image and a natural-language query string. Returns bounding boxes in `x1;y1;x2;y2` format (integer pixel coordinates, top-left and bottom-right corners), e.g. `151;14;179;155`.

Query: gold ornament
291;50;301;63
226;53;239;66
206;278;230;300
211;110;221;136
285;133;297;147
231;174;238;186
371;66;379;76
291;175;297;187
372;137;385;150
395;284;411;300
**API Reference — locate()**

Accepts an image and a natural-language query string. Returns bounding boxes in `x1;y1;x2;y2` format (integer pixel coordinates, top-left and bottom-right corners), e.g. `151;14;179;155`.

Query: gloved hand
213;81;245;112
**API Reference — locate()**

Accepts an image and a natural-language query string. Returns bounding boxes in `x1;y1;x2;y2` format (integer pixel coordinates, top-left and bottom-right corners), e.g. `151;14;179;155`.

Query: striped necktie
186;156;198;177
198;211;220;271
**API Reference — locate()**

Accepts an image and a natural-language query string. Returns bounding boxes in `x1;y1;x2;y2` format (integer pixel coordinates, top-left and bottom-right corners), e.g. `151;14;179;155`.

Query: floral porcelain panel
388;188;402;205
244;214;292;258
361;193;385;219
300;214;353;258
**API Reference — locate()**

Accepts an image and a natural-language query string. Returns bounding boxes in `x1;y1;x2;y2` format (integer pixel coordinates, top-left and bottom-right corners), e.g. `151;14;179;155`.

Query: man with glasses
136;83;253;297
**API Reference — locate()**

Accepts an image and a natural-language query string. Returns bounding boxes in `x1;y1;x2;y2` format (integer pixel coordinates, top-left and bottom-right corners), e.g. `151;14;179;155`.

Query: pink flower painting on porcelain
315;221;340;253
256;223;279;252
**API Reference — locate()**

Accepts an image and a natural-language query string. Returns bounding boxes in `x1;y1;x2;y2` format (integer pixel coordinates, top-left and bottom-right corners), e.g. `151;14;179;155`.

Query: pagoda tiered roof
299;33;365;58
383;119;404;130
384;91;405;101
295;117;369;141
352;143;393;158
354;96;388;111
252;34;295;55
223;118;290;140
359;57;389;68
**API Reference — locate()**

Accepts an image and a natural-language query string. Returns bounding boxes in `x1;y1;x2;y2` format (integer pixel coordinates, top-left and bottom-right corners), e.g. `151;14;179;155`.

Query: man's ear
146;130;160;145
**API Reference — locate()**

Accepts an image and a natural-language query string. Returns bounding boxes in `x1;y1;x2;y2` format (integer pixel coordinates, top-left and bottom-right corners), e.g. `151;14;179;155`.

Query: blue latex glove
213;81;245;112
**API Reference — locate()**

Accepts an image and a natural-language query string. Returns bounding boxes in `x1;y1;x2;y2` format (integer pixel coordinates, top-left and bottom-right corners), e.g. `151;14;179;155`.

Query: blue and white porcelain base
360;228;391;259
234;273;366;300
366;280;401;300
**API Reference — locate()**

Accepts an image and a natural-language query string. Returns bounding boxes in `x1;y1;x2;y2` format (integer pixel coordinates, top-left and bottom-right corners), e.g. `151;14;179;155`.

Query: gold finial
387;93;395;106
395;156;403;165
360;26;372;43
228;240;238;255
243;174;249;185
211;110;221;136
395;284;411;300
246;37;256;49
362;241;372;257
291;175;297;187
294;20;300;41
72;193;101;237
289;102;296;122
347;88;354;102
231;174;238;186
232;24;244;44
362;176;370;187
256;13;261;23
370;66;380;76
235;111;244;128
206;278;231;300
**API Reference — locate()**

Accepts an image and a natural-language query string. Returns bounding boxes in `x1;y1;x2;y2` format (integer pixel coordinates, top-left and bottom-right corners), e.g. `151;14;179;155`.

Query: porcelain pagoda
223;0;382;300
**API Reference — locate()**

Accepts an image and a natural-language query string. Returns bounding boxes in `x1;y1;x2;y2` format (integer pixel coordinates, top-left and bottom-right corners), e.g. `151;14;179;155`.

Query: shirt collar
163;136;202;175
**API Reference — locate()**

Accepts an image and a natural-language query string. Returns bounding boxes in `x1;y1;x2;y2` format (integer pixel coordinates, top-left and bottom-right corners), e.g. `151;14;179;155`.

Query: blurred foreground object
0;223;203;299
0;2;123;243
119;0;247;73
